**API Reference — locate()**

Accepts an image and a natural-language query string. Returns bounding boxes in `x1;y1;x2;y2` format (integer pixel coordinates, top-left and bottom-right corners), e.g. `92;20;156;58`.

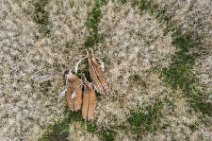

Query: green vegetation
38;118;70;141
38;1;211;140
77;0;108;83
130;0;172;23
162;29;212;117
33;0;50;36
38;107;82;141
100;129;117;141
189;92;212;117
76;0;107;122
123;0;212;117
38;1;108;140
128;101;163;138
86;122;97;133
38;106;119;141
84;0;107;48
85;121;117;141
161;30;197;91
85;122;117;141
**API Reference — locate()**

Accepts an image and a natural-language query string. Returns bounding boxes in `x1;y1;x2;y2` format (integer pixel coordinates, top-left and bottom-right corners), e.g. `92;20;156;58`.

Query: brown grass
0;0;211;141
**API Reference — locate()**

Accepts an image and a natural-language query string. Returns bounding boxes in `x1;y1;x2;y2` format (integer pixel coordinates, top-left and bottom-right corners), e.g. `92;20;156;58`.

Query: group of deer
60;48;109;121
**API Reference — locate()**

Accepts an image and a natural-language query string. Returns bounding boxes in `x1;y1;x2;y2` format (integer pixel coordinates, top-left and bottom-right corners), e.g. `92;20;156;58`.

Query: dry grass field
0;0;211;141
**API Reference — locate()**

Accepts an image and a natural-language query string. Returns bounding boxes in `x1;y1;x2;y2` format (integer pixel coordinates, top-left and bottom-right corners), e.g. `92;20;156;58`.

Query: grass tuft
38;107;82;141
127;0;211;118
33;0;50;36
38;1;108;139
38;118;70;141
189;93;212;117
100;128;117;141
128;101;163;138
86;122;97;133
85;121;118;141
161;29;212;117
39;1;108;138
84;0;107;48
84;35;97;48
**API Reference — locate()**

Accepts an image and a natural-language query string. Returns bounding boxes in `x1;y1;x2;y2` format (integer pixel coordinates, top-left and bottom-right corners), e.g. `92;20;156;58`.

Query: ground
0;0;211;141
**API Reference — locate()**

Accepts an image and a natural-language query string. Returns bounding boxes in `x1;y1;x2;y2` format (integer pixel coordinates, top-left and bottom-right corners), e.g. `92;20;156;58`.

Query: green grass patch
38;107;82;141
84;35;97;48
85;122;117;140
161;29;212;117
38;118;70;141
85;121;117;140
33;0;50;36
84;0;107;48
130;0;172;22
85;121;117;141
189;92;212;117
39;2;108;138
126;0;211;117
128;101;163;138
100;128;117;141
86;122;97;133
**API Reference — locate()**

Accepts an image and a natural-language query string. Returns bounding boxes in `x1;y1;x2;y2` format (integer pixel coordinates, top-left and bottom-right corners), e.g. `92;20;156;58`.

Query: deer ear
63;69;69;77
96;58;105;71
74;59;82;74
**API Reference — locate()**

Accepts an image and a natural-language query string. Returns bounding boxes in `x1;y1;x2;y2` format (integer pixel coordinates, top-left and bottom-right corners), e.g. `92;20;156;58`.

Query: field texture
0;0;211;141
